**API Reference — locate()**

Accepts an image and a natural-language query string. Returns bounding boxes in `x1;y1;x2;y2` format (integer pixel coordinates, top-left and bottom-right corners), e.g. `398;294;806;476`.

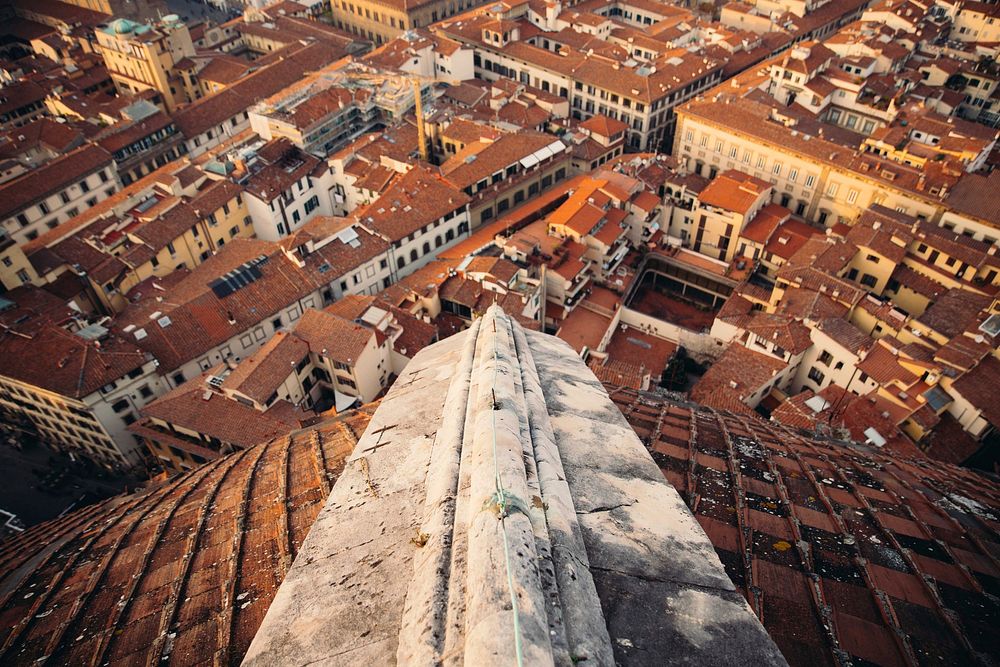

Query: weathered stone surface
243;306;785;667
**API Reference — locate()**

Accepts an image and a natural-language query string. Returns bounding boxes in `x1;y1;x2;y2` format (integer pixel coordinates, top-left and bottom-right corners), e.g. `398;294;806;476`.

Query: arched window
446;229;455;241
422;242;431;255
397;256;406;270
435;235;443;248
410;249;418;262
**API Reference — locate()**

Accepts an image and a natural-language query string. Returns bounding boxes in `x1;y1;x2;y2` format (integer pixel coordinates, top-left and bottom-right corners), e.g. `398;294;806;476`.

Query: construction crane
413;78;430;163
409;73;465;163
328;62;464;163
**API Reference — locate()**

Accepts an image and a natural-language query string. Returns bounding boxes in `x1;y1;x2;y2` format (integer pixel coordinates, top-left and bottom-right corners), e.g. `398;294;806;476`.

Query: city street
164;0;239;25
0;429;134;531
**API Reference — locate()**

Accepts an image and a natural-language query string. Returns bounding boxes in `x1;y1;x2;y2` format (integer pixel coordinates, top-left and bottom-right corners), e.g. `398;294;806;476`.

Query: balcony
602;241;629;272
565;282;591;308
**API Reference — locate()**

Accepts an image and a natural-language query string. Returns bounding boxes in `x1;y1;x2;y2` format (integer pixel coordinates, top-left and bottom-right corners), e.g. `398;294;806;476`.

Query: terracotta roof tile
740;204;790;244
579;113;628;138
137;371;308;450
743;312;813;354
698;169;772;215
221;331;310;404
858;340;920;386
605;387;1000;667
355;165;470;242
691;344;787;406
0;407;375;665
952;355;1000;429
114;234;386;373
0;322;148;399
0;143;113;220
293;308;376;365
588;358;648;389
916;289;993;340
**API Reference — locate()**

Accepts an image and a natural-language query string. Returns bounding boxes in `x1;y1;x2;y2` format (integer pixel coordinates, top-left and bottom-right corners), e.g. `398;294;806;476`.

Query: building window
818;350;833;365
807;367;825;384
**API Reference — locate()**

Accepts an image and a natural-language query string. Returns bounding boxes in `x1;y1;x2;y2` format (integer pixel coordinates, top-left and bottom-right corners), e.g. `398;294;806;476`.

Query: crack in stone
576;501;635;515
588;564;736;596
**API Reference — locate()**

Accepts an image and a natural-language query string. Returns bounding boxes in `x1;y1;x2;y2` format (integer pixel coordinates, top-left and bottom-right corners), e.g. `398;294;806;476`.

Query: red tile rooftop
579;113;628;138
586;285;622;312
555;305;613;354
697;169;772;215
604;326;677;375
772;385;922;459
587;357;649;390
691;343;787;408
605;386;1000;667
764;217;823;261
740;204;791;244
0;405;376;666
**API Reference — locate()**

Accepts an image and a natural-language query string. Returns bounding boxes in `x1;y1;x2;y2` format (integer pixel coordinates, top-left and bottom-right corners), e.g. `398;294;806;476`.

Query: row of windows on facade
475;51;715;116
150;216;251;268
14;171;113;227
467;167;566;206
1;395;107;437
1;385;98;421
9;401;115;447
274;196;321;236
39;421;119;457
190;112;250;148
335;0;477;28
120;145;185;184
266;180;315;211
